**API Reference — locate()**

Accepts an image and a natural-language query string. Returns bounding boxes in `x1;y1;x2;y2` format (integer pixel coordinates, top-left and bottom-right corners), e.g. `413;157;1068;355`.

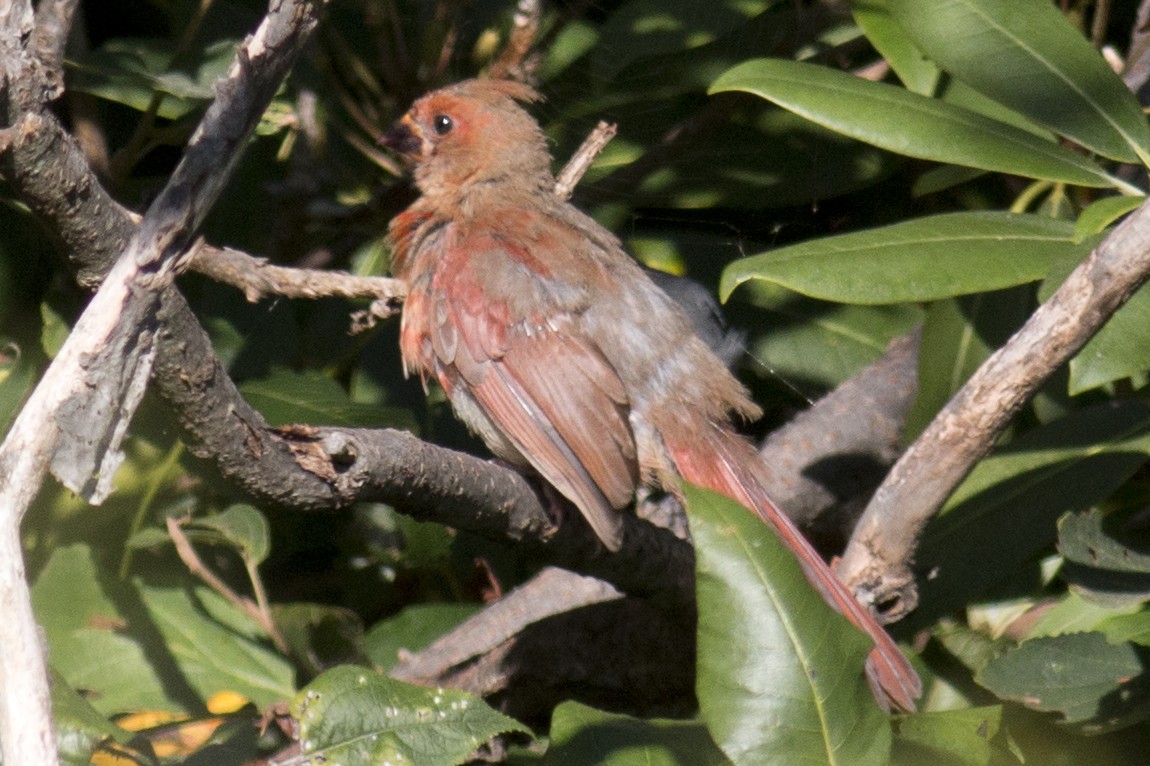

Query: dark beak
379;118;423;158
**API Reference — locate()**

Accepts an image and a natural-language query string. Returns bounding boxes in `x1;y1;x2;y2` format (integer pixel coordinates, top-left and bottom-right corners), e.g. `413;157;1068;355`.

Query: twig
839;197;1150;620
488;0;542;81
188;114;613;319
167;518;289;654
554;121;617;200
190;243;407;306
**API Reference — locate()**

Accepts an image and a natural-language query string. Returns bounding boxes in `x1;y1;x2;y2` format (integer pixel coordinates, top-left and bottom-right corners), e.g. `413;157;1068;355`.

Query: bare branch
839;198;1150;621
488;0;542;81
554;121;617;201
0;2;326;760
190;243;407;305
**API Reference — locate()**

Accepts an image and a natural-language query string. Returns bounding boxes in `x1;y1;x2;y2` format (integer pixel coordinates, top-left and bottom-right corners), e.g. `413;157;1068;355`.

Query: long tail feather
669;424;921;712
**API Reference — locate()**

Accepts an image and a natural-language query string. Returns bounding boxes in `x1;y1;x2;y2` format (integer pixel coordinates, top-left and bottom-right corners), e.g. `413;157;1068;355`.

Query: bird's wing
426;239;639;550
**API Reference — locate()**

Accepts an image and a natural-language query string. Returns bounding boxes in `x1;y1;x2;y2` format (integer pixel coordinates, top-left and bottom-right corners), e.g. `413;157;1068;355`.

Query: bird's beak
379;115;423;159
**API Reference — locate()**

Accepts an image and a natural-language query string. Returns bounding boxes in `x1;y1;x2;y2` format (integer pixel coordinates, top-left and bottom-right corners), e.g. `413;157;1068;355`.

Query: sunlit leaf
889;0;1150;164
711;59;1121;189
689;486;891;766
721;212;1093;305
291;667;527;765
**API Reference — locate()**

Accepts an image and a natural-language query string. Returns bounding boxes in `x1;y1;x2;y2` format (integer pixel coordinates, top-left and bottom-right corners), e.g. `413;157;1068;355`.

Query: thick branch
839;199;1150;619
0;2;326;760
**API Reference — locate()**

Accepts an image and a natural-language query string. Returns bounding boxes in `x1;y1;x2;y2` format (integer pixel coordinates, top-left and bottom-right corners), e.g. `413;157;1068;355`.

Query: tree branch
0;1;326;759
839;199;1150;621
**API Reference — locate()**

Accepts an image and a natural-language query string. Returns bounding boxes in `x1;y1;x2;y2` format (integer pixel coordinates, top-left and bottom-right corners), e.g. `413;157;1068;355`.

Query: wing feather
420;236;639;549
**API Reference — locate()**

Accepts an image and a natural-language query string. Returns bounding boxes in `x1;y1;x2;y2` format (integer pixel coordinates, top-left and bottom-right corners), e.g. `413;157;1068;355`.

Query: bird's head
381;79;553;201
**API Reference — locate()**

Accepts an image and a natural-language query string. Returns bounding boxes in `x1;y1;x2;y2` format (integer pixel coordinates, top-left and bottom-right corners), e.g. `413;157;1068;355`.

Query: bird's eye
432;114;454;136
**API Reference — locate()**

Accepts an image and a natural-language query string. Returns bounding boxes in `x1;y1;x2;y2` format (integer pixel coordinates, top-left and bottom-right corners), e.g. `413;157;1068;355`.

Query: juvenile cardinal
381;78;921;711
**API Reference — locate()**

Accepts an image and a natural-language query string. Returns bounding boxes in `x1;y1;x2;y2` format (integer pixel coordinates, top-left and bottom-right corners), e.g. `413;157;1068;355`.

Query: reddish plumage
382;78;921;711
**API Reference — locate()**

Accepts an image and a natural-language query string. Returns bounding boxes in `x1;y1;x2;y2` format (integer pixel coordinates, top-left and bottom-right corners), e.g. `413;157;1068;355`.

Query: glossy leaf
710;59;1121;189
721;212;1091;305
545;701;730;765
688;486;891;766
888;0;1150;164
852;0;938;94
292;667;527;765
1073;195;1145;242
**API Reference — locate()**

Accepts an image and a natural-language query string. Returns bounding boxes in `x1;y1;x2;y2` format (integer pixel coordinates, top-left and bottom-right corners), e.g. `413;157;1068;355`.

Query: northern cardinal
381;78;921;711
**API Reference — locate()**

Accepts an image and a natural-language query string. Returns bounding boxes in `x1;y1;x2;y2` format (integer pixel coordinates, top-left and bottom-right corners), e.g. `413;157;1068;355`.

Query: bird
380;78;921;712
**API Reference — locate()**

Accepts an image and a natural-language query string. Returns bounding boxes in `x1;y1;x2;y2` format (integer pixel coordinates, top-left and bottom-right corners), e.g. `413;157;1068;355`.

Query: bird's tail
667;422;921;712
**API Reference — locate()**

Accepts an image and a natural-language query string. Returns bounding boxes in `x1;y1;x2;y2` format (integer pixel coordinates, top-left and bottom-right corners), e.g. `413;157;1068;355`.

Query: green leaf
292;667;527;765
274;603;365;675
33;545;179;715
595;0;767;81
364;603;483;672
721;212;1092;305
0;339;36;437
1027;592;1140;639
912;401;1150;627
688;486;891;766
239;367;413;428
138;583;296;708
545;701;730;765
892;706;1019;766
852;0;939;94
188;504;271;565
51;668;143;766
710;59;1122;189
977;633;1149;730
906;288;1032;440
1039;246;1150;394
67;38;238;120
32;543;295;715
1073;195;1145;242
739;282;922;389
887;0;1150;164
1058;508;1150;608
1098;610;1150;647
633;107;898;209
